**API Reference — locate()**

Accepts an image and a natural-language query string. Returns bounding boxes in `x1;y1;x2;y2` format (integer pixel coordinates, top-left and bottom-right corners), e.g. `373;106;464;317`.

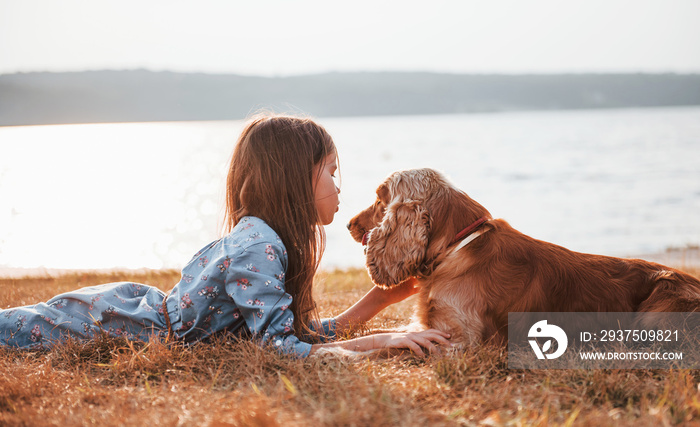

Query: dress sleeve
224;241;313;358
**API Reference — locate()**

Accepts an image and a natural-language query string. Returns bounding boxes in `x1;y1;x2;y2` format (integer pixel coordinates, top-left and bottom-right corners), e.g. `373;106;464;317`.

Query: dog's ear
365;200;431;287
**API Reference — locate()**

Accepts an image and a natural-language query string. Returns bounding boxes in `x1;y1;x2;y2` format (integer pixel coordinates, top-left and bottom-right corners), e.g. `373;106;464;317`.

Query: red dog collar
451;216;490;246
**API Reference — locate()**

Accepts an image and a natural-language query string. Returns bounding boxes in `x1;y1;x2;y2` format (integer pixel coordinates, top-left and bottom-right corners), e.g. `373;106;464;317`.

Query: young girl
0;114;450;357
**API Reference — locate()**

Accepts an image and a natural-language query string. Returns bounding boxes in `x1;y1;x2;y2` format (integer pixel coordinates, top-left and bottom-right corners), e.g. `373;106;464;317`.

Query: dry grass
2;267;700;426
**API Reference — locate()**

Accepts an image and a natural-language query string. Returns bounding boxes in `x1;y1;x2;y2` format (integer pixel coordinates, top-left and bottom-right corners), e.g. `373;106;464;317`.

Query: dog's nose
346;222;351;230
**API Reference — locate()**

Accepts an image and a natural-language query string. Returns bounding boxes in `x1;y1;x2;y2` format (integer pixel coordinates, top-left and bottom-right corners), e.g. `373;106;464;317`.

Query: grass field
2;267;700;426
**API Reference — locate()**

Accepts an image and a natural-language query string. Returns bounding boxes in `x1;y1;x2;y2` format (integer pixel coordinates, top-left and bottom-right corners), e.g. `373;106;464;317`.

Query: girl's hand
310;328;452;356
374;329;451;356
375;277;420;306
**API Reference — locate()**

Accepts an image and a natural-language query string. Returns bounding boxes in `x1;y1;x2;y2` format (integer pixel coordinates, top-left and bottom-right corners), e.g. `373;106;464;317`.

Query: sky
1;0;699;76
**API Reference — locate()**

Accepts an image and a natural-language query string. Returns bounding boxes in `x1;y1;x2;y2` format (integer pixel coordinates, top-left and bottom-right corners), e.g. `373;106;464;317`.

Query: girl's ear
365;200;431;287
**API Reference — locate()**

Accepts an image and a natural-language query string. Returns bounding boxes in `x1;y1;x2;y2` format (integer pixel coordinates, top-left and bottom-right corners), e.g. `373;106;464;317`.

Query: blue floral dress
0;216;335;358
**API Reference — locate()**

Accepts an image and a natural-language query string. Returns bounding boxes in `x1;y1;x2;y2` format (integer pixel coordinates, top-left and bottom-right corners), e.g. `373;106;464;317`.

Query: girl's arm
309;328;451;357
310;278;451;356
332;277;420;334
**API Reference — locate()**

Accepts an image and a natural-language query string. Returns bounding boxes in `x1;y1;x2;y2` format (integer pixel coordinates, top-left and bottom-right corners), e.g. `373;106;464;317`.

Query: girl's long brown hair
224;114;335;337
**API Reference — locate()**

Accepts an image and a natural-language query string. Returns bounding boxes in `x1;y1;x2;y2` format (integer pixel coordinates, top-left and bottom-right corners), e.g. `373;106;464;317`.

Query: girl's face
313;152;340;225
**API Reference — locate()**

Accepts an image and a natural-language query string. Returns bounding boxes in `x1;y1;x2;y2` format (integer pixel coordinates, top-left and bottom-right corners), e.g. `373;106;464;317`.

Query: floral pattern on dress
217;256;232;272
180;293;194;309
15;315;27;333
235;278;250;290
246;232;262;242
49;299;67;309
265;244;278;261
197;286;220;299
29;325;42;342
88;294;103;311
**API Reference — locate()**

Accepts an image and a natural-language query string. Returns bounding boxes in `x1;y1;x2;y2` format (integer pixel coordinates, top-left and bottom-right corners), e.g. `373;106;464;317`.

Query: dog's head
348;168;491;288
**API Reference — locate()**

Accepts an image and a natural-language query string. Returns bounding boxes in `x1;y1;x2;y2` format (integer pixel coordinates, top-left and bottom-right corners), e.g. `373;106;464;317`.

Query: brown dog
348;168;700;346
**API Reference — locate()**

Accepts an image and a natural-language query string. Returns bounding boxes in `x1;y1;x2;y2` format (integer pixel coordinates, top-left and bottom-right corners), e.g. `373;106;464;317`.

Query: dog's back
420;218;700;344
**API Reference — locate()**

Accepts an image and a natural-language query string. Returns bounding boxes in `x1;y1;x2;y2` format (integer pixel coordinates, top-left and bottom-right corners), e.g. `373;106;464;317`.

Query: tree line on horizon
0;70;699;126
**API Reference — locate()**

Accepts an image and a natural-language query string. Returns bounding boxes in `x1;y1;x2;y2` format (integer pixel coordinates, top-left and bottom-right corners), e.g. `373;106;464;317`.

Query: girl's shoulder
229;216;285;250
188;217;285;261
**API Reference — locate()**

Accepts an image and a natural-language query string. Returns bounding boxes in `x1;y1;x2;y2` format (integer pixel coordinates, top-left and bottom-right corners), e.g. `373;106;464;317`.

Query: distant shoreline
626;247;700;270
0;266;180;280
2;247;698;279
2;70;699;126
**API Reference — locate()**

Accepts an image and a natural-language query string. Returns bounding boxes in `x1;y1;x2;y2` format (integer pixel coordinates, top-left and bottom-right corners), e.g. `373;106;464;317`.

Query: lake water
1;106;699;272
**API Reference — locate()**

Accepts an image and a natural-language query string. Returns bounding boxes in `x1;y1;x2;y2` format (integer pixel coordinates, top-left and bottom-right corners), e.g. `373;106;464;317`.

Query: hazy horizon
4;69;700;77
